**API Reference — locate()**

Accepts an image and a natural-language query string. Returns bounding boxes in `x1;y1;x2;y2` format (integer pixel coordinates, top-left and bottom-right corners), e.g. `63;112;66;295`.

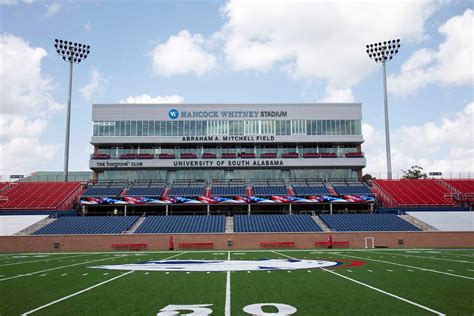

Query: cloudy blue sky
1;0;472;179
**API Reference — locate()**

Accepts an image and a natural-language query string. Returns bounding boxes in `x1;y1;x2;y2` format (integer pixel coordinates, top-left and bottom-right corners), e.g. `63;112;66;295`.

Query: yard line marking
39;274;47;277
337;254;474;281
367;270;373;272
371;251;474;264
407;270;413;272
468;269;474;272
60;273;67;276
321;268;445;315
273;251;445;316
0;254;91;267
0;255;131;282
387;269;393;272
82;273;88;276
447;270;454;272
20;252;186;316
347;270;352;273
21;271;135;316
225;251;231;316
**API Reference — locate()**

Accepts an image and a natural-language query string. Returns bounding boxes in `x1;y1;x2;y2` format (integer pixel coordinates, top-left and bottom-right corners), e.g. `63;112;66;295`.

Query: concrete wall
1;231;473;253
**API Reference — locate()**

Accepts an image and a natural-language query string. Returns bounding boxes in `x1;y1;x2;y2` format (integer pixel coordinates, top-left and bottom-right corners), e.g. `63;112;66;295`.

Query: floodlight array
366;39;400;63
54;39;91;63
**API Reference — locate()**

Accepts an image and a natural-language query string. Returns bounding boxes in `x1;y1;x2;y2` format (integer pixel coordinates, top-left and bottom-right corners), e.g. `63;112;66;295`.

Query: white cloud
150;29;217;76
363;102;474;177
389;9;474;95
320;87;354;103
218;0;437;86
80;68;105;101
0;34;61;176
44;2;61;17
121;94;184;104
0;0;33;5
84;22;92;32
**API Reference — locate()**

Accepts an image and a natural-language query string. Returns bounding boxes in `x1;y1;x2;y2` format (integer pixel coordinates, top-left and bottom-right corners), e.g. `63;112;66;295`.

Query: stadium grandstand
0;102;472;246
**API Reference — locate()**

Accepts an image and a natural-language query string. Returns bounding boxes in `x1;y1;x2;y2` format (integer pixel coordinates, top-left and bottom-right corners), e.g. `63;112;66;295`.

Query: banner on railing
80;195;375;205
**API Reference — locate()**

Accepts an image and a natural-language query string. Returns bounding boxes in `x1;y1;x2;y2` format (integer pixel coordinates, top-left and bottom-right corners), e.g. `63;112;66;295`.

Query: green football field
1;249;473;315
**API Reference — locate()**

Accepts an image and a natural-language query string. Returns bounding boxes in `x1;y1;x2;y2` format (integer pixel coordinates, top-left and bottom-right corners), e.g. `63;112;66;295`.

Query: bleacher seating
159;153;175;159
136;154;154;159
281;152;298;158
33;216;138;235
169;182;205;197
332;183;373;195
252;185;289;196
260;153;277;159
0;215;49;235
82;185;124;197
91;153;110;159
135;215;225;233
374;179;456;206
407;211;474;231
202;153;217;159
292;183;329;196
127;185;164;197
212;185;246;196
234;214;322;232
0;182;83;210
221;153;236;159
180;153;197;159
319;214;421;231
345;152;364;158
444;180;474;200
119;153;137;159
240;153;256;159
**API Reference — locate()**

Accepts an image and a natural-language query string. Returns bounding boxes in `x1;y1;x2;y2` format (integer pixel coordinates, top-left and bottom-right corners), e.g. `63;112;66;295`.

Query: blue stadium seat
332;184;373;195
33;216;138;235
319;214;421;231
127;186;164;197
82;186;124;197
169;185;205;197
234;214;322;232
212;185;246;196
293;185;329;196
135;215;225;233
253;185;288;196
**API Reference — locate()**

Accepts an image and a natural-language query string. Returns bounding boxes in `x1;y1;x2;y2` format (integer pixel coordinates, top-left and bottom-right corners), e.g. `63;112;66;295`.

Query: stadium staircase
225;216;234;233
312;215;330;231
15;217;57;236
125;215;146;234
398;214;438;231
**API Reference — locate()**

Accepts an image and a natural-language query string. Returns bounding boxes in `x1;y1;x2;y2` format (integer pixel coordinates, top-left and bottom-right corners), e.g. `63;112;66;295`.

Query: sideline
20;252;186;315
368;251;474;264
273;251;445;316
0;255;132;282
0;254;92;267
337;253;474;280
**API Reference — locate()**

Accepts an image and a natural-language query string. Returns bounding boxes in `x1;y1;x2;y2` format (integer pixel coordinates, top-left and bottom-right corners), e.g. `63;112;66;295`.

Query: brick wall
0;231;473;253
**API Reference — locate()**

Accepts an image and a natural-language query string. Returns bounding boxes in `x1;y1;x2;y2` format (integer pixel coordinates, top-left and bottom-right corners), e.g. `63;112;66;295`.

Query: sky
0;0;473;180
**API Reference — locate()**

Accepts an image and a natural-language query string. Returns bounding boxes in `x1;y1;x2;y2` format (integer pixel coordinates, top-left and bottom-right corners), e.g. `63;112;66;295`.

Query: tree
362;173;375;184
402;165;427;179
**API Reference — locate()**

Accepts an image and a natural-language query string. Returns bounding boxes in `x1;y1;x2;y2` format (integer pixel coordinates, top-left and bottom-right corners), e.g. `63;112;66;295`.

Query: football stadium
1;102;473;315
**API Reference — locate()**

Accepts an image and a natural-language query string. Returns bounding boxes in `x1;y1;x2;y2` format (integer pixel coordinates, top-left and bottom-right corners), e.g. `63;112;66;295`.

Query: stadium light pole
54;39;91;181
365;39;400;180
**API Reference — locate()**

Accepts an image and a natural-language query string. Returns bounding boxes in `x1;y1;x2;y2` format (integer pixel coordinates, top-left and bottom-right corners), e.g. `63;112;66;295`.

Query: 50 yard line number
157;303;297;316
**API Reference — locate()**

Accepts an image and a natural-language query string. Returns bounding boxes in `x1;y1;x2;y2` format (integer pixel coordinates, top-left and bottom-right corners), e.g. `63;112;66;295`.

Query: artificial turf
0;249;473;315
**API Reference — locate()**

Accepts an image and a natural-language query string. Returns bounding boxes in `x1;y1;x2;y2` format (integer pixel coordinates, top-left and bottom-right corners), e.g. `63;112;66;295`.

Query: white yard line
337;253;474;281
21;271;135;316
225;251;231;316
371;251;474;264
273;251;445;316
0;256;131;282
20;252;186;315
0;254;91;267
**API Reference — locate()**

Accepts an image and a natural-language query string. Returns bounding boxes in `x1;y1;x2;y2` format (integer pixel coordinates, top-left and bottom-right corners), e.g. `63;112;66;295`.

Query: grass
0;249;473;315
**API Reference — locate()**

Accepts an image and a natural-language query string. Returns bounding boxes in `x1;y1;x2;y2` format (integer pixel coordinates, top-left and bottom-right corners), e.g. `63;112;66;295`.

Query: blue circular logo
168;108;179;119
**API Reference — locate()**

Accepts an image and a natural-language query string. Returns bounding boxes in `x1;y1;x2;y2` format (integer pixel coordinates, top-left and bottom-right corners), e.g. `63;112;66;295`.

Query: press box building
89;103;366;182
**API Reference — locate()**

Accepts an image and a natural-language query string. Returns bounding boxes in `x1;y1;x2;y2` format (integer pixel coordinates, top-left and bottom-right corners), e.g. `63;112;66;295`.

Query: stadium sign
173;109;287;119
181;135;275;142
90;157;366;169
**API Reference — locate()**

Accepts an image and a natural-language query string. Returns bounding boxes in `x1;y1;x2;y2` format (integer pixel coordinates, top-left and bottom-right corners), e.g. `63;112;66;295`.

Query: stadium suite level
90;103;366;181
